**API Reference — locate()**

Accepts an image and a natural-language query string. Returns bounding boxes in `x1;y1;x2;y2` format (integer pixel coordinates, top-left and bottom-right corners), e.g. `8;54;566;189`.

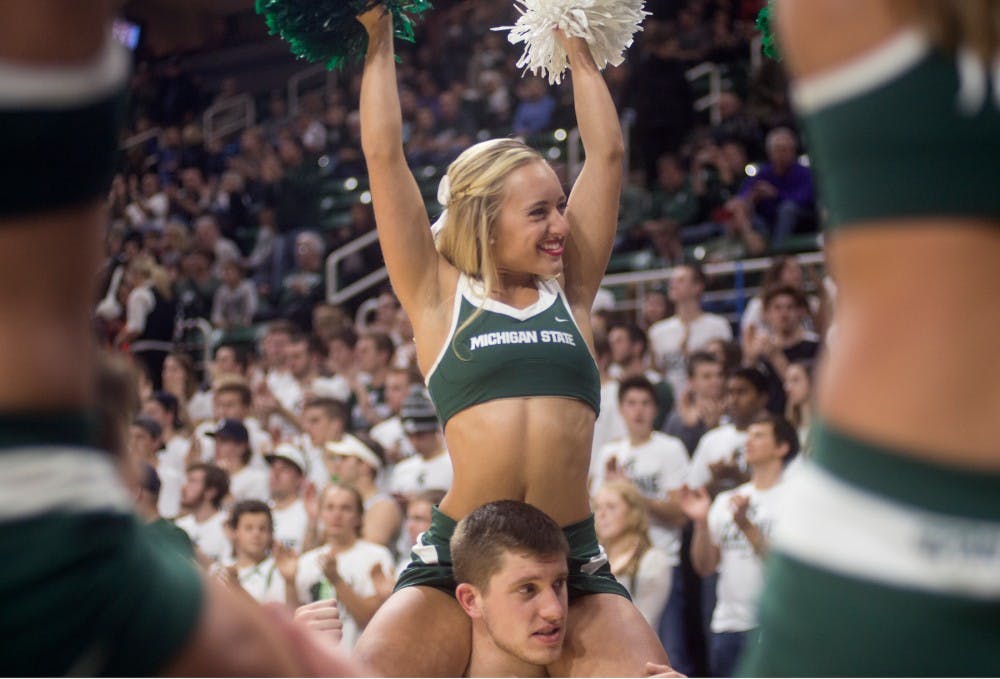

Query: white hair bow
430;174;451;237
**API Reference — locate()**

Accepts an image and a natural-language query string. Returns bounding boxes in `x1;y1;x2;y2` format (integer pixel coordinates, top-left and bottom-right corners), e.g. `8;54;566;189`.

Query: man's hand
605;456;628;483
274;543;300;583
677;485;711;522
370;562;395;602
730;494;751;529
294;598;344;645
706;455;750;497
645;661;686;677
321;549;340;584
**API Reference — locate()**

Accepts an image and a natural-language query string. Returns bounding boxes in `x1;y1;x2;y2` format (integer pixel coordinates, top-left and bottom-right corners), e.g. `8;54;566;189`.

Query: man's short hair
227;499;273;532
362;331;395;359
303;396;349;425
681;262;707;287
608;322;648;353
751;413;800;465
686;350;720;378
763;284;808;310
617;374;659;407
451;501;569;592
187;462;230;510
213;376;253;407
730;367;769;395
213;343;250;372
329;326;358;350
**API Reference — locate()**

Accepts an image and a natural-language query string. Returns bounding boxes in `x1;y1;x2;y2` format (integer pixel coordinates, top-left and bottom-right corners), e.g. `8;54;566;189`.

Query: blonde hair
433;138;545;356
128;254;172;299
597;480;653;582
903;0;1000;61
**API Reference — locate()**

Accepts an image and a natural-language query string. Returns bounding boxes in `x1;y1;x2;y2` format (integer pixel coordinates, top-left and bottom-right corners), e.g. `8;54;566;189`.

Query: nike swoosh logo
554;316;569;323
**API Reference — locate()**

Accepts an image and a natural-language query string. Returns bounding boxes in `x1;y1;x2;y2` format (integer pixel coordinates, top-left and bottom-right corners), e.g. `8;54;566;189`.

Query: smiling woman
351;2;671;676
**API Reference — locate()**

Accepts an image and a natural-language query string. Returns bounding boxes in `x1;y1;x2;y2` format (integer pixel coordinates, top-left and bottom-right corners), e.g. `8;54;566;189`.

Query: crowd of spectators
95;0;831;675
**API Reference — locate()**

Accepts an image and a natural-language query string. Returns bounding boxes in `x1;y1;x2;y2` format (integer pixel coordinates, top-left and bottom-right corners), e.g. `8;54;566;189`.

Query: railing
203;93;256;144
685;61;723;125
325;228;388;306
288;64;338;116
120;127;162;153
601;251;826;324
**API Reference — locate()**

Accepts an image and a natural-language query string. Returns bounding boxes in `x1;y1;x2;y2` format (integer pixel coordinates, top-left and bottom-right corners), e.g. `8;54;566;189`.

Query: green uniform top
426;274;601;426
792;29;1000;230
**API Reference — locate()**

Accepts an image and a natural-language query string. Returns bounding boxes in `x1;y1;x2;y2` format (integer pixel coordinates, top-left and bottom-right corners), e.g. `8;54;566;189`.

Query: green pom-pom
755;1;780;61
256;0;433;70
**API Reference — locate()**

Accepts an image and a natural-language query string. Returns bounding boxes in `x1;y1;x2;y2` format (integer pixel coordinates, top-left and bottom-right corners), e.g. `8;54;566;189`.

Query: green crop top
792;29;1000;230
425;274;601;427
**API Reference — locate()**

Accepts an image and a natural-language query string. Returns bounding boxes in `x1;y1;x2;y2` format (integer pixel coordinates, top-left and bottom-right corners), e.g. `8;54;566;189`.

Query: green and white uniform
0;416;202;675
395;506;630;600
426;273;601;426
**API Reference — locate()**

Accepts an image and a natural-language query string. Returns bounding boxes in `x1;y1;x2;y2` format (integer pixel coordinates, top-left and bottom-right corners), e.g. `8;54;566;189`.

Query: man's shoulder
649;431;689;456
348;539;394;562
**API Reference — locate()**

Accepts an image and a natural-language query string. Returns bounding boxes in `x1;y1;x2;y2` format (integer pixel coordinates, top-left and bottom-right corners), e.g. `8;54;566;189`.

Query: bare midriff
437;395;595;525
820;219;1000;469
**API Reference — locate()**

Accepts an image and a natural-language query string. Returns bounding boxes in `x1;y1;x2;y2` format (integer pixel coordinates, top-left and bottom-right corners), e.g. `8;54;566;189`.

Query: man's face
129;425;159;460
216;438;247;469
406;430;440;458
263;331;291;368
764;294;801;335
668;267;701;304
690;361;724;399
268;459;303;500
384;373;411;414
327;339;354;373
744;422;785;466
303;407;341;448
767;134;797;173
320;487;361;540
607;327;633;365
355;338;384;374
726;377;764;426
406;499;433;544
142;400;171;431
213;347;241;377
472;552;569;668
285;340;311;380
214;390;247;420
332;455;365;485
232;511;272;561
618;388;657;438
180;469;207;510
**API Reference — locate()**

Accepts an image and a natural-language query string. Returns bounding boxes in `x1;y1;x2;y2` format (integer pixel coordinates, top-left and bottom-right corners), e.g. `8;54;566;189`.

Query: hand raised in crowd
274;542;300;583
698;396;725;429
706;454;750;498
677;386;701;427
369;562;395;603
294;599;344;645
730;494;751;529
677;485;712;522
303;481;319;523
321;549;340;584
605;456;629;483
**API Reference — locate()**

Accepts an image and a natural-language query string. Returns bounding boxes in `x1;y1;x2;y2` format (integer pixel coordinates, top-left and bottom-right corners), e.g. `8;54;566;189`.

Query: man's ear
455;582;483;619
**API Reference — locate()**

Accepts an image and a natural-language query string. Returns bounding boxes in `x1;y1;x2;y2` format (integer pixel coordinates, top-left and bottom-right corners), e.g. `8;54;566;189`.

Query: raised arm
357;8;441;314
561;35;625;309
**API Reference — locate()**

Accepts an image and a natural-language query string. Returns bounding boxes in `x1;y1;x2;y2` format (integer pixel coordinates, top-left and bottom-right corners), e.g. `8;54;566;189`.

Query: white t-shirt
707;481;785;633
211;556;288;605
311;375;352;404
296;541;395;649
590;380;627;483
593;432;690;563
618;546;674;629
271;498;309;552
175;511;232;563
230;466;270;503
687;424;748;489
156;462;183;520
159;435;190;476
648;313;733;398
388;451;454;497
370;416;417;467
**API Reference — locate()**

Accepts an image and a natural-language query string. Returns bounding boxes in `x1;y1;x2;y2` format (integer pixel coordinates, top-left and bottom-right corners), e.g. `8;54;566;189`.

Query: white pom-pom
494;0;649;85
